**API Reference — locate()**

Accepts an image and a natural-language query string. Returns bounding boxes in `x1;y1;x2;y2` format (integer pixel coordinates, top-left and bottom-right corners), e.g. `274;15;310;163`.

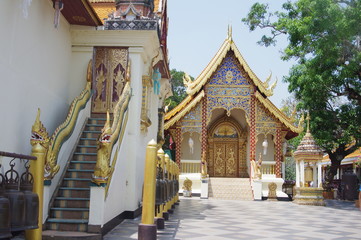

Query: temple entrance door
208;117;245;178
92;47;129;113
213;140;238;177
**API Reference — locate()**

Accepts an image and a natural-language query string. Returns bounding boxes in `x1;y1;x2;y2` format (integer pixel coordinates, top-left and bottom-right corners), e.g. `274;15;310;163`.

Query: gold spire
227;24;232;41
306;112;311;133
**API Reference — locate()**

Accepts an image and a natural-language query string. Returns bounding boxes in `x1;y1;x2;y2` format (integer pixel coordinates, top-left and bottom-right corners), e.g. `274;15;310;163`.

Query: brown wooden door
92;47;128;113
213;141;238;177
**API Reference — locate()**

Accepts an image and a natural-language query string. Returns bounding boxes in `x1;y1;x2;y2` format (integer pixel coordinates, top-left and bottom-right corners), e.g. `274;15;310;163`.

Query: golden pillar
26;144;46;239
156;149;165;218
26;110;48;240
164;154;170;212
141;140;158;225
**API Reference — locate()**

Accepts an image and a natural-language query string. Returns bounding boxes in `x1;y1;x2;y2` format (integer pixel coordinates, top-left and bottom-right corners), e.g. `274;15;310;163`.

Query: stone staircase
45;114;107;234
208;178;254;200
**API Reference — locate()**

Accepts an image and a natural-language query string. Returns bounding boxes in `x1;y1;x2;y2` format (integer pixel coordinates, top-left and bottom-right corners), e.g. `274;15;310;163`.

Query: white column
313;164;317;187
300;160;305;187
317;161;322;188
125;47;144;211
296;160;300;187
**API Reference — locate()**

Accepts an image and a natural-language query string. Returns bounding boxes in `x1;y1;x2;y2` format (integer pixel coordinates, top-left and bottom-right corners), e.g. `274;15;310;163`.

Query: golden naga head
99;111;112;144
31;108;50;147
182;73;193;88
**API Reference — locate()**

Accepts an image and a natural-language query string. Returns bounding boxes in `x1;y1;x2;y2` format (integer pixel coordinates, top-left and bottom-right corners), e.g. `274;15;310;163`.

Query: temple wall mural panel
92;47;129;113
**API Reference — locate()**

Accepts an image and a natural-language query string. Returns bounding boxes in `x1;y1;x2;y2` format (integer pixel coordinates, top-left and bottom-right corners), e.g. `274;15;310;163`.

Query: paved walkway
104;197;361;240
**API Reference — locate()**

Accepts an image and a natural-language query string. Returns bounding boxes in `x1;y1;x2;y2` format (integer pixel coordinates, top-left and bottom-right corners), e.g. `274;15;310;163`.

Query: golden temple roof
89;0;162;19
185;35;276;97
164;33;303;135
255;91;303;134
164;91;204;130
89;1;116;23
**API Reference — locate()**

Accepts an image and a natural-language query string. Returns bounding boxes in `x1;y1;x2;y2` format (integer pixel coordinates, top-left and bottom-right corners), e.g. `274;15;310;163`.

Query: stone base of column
162;212;169;220
138;224;157;240
168;209;174;214
154;217;165;230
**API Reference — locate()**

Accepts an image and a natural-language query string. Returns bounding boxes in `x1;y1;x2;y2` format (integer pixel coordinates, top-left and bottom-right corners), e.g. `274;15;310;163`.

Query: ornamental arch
207;115;248;177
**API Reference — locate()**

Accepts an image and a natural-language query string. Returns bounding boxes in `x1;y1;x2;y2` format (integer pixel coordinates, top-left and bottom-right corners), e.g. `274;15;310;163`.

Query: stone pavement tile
103;197;361;240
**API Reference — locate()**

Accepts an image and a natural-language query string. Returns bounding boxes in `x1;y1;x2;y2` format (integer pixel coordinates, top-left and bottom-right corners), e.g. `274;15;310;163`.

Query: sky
167;0;296;108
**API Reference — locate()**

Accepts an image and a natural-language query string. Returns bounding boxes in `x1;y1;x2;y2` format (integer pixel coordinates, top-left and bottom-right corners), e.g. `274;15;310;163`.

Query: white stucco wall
181;132;201;160
102;46;162;224
256;134;275;162
0;0;88;162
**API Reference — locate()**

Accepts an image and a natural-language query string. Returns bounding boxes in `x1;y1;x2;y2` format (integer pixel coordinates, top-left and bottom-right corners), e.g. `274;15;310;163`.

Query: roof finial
228;24;232;41
306;112;311;133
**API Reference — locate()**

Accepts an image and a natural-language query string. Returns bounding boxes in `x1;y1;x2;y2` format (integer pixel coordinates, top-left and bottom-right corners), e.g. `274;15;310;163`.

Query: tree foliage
242;0;361;183
165;69;191;111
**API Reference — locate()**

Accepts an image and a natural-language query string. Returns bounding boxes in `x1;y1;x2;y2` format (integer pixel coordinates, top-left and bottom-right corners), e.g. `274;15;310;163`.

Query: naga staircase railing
29;81;92;181
92;82;132;187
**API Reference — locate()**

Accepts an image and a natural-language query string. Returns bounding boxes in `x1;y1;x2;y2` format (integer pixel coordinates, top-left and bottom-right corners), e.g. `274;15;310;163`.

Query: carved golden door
92;47;129;113
213;141;238;177
208;121;241;177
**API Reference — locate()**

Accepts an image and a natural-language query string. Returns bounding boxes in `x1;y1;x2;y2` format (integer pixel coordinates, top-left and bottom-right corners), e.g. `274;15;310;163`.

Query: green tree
280;95;304;181
165;69;191;111
242;0;361;184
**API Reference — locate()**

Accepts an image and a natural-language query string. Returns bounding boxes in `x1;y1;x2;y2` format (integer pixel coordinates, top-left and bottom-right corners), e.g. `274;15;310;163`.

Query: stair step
74;152;97;156
83;130;101;133
88;118;107;121
78;145;97;148
47;218;88;224
86;124;104;127
64;178;91;181
80;137;97;141
55;197;90;201
71;161;97;164
68;169;94;172
208;178;253;200
59;187;90;191
51;207;89;211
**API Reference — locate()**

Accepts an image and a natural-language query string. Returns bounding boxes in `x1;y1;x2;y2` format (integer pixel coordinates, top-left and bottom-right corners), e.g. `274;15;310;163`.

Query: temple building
164;30;304;200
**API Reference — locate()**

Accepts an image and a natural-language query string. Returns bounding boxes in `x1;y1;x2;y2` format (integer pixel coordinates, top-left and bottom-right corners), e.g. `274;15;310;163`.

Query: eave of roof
60;0;103;26
164;90;204;130
254;91;303;134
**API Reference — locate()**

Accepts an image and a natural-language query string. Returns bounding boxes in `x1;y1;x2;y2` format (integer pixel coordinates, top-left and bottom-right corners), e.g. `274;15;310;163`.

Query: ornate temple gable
164;91;204;130
207;52;251;86
179;102;202;136
164;34;303;138
255;99;281;137
254;91;303;137
205;51;252;125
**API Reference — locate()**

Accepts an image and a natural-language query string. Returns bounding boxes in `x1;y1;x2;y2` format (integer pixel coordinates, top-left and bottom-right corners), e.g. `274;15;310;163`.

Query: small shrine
293;114;325;206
